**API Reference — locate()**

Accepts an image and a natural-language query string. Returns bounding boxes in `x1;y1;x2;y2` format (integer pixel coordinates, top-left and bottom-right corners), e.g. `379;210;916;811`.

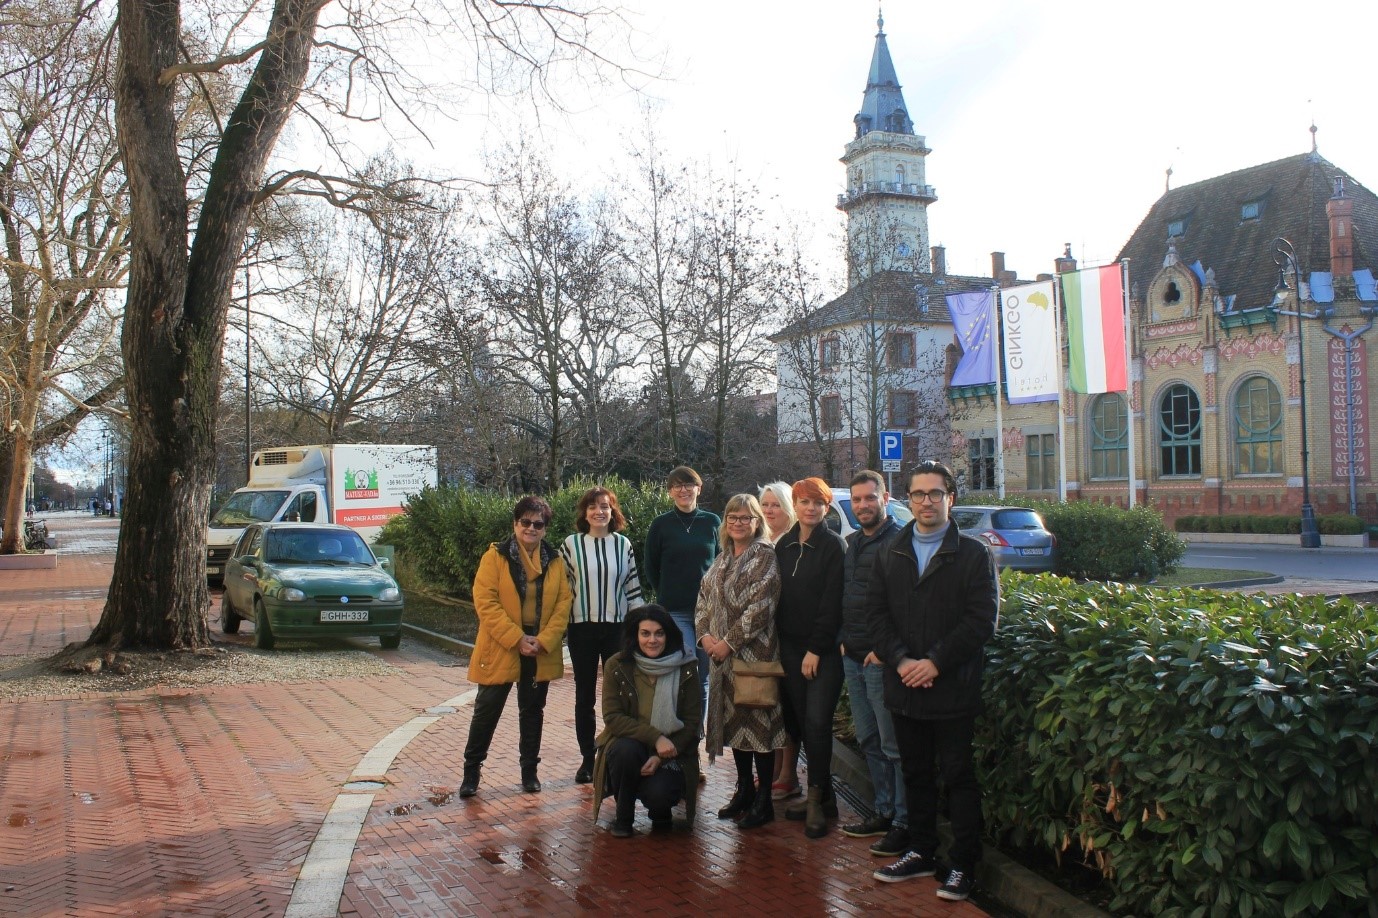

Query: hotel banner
1001;280;1059;403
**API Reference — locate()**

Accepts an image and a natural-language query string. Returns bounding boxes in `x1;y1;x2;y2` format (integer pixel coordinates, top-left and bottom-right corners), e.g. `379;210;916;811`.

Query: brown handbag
731;658;786;708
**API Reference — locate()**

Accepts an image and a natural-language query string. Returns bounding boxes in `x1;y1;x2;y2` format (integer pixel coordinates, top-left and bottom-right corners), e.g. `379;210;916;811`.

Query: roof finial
1165;165;1173;193
1310;120;1318;154
877;5;885;34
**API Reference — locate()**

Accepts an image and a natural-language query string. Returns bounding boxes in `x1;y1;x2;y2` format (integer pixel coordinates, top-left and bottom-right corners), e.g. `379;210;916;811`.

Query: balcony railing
837;181;937;206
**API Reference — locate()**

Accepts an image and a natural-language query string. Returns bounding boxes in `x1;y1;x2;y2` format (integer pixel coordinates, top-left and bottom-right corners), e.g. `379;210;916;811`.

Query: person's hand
802;651;820;679
897;656;939;688
655;736;676;758
863;651;882;667
640;755;662;777
518;635;540;657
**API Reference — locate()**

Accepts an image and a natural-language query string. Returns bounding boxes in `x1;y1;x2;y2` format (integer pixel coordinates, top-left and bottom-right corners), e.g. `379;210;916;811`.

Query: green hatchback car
221;522;404;650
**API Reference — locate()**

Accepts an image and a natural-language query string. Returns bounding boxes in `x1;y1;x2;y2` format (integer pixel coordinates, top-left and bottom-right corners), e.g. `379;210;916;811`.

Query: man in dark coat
866;460;998;903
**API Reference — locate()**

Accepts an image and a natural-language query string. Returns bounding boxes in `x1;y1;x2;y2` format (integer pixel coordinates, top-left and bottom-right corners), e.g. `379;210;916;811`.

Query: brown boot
804;786;828;838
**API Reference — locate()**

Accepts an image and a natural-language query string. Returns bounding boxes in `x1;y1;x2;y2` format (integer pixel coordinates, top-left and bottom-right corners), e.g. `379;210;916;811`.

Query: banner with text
1001;280;1059;403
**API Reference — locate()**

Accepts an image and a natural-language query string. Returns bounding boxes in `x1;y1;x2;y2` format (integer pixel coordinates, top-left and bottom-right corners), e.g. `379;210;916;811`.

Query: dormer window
1164;281;1182;304
1241;200;1263;221
1167;219;1186;238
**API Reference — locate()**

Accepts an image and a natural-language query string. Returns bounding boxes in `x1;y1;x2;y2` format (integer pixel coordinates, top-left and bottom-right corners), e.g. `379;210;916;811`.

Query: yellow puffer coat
469;537;572;685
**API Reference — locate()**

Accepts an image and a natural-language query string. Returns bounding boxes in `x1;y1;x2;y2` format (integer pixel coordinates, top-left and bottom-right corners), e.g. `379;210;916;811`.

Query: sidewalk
0;517;989;917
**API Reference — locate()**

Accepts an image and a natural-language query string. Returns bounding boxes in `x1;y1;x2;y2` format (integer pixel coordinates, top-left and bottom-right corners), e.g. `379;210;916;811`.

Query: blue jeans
668;610;709;730
843;655;907;827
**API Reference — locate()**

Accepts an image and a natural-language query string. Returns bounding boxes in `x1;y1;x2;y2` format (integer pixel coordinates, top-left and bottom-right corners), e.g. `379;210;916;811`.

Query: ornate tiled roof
770;269;994;340
1117;153;1378;310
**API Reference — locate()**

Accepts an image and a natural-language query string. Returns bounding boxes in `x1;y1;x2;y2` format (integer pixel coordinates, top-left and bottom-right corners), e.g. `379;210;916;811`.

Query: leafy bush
981;572;1378;917
1174;513;1366;537
379;477;672;599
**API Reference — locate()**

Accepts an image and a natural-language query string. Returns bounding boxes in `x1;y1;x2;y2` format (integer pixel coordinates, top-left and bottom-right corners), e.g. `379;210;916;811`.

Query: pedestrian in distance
695;493;785;830
774;478;847;838
560;486;644;785
592;604;701;837
837;470;909;858
459;496;572;798
868;460;998;902
758;481;802;803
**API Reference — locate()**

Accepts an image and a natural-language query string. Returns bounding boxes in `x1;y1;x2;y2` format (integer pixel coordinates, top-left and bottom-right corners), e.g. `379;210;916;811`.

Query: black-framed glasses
909;489;949;504
517;518;548;530
725;514;756;525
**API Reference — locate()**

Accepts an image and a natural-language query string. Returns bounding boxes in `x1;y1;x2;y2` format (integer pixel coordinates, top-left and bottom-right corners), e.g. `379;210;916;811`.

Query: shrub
981;572;1378;917
379;477;672;600
1173;513;1366;537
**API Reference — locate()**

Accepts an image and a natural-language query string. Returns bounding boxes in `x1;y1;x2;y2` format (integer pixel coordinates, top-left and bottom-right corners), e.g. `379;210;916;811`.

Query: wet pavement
0;514;990;917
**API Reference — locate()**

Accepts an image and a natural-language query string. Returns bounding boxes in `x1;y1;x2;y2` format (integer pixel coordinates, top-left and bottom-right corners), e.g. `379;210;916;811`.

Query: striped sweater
559;532;644;625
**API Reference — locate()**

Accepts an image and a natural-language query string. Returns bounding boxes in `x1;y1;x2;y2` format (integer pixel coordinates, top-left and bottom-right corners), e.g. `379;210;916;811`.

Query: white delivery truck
206;444;437;583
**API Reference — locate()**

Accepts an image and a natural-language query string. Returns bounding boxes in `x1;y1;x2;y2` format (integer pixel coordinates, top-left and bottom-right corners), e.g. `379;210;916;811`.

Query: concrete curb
832;740;1110;918
1191;575;1285;589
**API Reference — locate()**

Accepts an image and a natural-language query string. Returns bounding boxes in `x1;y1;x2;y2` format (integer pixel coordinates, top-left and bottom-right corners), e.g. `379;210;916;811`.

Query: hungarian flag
1061;264;1127;394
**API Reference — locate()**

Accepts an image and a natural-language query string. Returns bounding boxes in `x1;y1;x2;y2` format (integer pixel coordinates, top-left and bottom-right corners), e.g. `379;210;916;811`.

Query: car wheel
380;632;401;650
220;598;242;634
253;599;275;650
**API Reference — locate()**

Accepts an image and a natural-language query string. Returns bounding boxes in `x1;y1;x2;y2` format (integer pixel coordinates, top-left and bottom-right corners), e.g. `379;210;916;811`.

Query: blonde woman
758;481;796;544
695;494;784;830
760;480;801;801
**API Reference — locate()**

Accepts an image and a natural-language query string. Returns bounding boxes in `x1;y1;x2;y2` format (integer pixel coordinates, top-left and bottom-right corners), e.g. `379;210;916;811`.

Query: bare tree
91;0;642;653
0;1;128;553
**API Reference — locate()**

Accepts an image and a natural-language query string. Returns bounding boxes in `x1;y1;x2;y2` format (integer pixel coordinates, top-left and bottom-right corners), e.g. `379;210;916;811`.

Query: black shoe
869;826;909;857
841;814;891;838
717;783;755;819
873;850;942;883
610;819;634;838
649;808;674;832
459;767;480;798
575;756;593;784
936;868;973;901
737;786;774;830
521;767;541;793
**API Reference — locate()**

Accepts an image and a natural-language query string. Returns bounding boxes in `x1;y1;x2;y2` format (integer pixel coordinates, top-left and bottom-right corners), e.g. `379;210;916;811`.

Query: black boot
575;755;594;785
459;766;480;798
738;784;774;830
521;765;542;793
610;794;635;837
717;781;755;819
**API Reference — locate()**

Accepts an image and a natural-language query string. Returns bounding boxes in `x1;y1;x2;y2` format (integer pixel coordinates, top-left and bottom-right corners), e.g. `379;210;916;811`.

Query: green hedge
982;572;1378;917
961;497;1185;581
1176;513;1366;536
378;477;672;599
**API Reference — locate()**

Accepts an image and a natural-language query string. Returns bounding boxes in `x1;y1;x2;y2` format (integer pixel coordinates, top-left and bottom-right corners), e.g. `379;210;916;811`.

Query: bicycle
23;518;48;551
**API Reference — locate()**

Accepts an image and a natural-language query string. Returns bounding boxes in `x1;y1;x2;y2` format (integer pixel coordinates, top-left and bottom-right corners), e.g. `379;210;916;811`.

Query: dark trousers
603;737;685;820
567;622;622;758
463;654;549;770
893;713;982;870
780;640;844;790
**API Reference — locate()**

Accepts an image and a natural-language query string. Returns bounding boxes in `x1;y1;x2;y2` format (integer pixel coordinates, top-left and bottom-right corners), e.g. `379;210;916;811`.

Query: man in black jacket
866;460;998;903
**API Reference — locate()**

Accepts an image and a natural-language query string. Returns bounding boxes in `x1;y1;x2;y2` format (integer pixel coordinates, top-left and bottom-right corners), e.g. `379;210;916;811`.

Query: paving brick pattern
0;515;986;916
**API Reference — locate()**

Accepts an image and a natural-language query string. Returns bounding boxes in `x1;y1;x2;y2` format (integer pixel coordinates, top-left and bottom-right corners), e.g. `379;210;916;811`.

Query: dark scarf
501;535;557;633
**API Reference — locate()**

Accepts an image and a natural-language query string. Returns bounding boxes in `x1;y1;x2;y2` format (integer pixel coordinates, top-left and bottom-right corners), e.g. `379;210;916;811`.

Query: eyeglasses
725;514;756;525
909;490;949;504
670;482;699;492
517;518;548;530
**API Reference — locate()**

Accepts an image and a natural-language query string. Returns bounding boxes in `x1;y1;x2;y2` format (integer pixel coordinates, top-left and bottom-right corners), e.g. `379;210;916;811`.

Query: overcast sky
415;0;1375;289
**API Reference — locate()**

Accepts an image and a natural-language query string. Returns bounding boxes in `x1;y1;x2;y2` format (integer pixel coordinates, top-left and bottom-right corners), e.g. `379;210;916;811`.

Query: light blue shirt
911;525;946;578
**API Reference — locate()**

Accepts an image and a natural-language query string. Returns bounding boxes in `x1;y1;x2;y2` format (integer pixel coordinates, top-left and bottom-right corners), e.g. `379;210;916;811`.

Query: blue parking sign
879;430;903;462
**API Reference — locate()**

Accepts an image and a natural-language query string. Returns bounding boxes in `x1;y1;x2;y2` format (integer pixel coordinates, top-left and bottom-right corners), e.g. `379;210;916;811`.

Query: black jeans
567;622;622;758
463;654;549;770
780;639;844;790
603;737;685;819
893;713;982;870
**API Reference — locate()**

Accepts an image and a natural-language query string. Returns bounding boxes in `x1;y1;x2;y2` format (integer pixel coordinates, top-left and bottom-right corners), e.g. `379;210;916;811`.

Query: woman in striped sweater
561;486;644;784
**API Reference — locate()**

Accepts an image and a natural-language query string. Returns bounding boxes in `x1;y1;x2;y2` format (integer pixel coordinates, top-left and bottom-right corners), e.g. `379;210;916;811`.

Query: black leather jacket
839;516;903;661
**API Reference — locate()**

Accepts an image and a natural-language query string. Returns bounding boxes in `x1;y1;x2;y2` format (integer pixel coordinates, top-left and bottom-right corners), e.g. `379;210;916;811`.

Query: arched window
1090;393;1128;479
895;164;906;188
1234;376;1282;474
1158;384;1201;476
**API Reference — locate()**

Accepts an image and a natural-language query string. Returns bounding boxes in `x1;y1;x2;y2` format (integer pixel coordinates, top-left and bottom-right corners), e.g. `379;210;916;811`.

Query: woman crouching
593;605;702;837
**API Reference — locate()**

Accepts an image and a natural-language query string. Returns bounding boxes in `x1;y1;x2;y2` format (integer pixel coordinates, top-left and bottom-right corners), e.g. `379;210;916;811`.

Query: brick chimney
991;251;1005;280
931;245;946;277
1327;176;1354;276
1055;243;1077;275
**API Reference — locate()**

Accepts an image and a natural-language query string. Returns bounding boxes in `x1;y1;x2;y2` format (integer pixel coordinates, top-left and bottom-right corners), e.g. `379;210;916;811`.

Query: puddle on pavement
425;706;456;715
6;813;34;828
342;780;386;791
422;784;453;806
0;750;42;762
73;792;97;804
388;803;418;816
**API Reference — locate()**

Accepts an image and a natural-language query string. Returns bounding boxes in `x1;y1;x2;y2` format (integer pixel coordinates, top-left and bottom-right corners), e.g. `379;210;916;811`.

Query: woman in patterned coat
695;493;784;830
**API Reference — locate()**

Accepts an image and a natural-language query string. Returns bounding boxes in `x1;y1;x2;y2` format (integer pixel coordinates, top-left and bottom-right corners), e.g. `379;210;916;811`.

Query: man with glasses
645;466;719;729
866;460;998;902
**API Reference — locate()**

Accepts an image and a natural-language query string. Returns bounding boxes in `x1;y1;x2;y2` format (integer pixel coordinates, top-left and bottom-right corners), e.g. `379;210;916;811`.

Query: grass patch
1141;566;1275;587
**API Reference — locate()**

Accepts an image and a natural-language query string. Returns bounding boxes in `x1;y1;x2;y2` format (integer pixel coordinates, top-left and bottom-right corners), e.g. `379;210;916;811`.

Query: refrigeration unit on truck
206;444;437;584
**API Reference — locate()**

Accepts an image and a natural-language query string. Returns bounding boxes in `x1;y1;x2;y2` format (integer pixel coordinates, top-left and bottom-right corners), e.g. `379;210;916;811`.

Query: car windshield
991;509;1045;530
211;490;290;527
265;529;375;565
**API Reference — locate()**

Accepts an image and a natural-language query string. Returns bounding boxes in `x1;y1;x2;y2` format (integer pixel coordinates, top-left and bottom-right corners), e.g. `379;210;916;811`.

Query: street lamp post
1274;237;1321;549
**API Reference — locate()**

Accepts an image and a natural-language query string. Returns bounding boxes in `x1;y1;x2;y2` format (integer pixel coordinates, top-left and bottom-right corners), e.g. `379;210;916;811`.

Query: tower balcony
836;181;938;210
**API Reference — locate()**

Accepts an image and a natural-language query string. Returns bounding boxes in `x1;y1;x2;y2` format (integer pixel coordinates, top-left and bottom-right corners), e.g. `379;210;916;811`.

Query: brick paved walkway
0;514;987;917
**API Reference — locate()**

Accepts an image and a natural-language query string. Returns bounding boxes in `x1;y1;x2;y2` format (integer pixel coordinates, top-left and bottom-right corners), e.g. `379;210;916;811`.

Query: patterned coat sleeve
721;542;781;652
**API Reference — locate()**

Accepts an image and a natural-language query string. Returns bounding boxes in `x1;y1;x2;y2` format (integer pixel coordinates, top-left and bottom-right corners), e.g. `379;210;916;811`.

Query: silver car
950;505;1056;572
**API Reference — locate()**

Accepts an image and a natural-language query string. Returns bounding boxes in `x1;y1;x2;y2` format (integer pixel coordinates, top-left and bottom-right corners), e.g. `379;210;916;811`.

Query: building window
1167;218;1186;237
820;395;842;433
1234;376;1282;474
888;332;915;369
895;164;906;187
889;390;917;427
1025;433;1056;490
1158;384;1202;476
967;437;996;491
1090;393;1128;479
820;335;840;371
1241;200;1262;221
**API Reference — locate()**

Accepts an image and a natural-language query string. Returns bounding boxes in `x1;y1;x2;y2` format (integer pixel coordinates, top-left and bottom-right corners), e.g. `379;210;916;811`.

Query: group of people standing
456;460;998;904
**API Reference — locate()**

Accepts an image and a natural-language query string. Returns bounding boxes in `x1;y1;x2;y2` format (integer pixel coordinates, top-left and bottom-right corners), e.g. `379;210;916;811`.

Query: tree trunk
0;440;31;553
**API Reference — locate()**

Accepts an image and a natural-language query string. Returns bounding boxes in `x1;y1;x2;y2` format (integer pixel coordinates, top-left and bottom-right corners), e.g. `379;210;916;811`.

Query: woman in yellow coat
459;496;572;797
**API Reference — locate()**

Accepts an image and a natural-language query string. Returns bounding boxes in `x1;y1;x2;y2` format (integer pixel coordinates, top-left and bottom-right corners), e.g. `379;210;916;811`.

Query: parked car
826;487;914;538
949;505;1056;572
221;522;404;649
